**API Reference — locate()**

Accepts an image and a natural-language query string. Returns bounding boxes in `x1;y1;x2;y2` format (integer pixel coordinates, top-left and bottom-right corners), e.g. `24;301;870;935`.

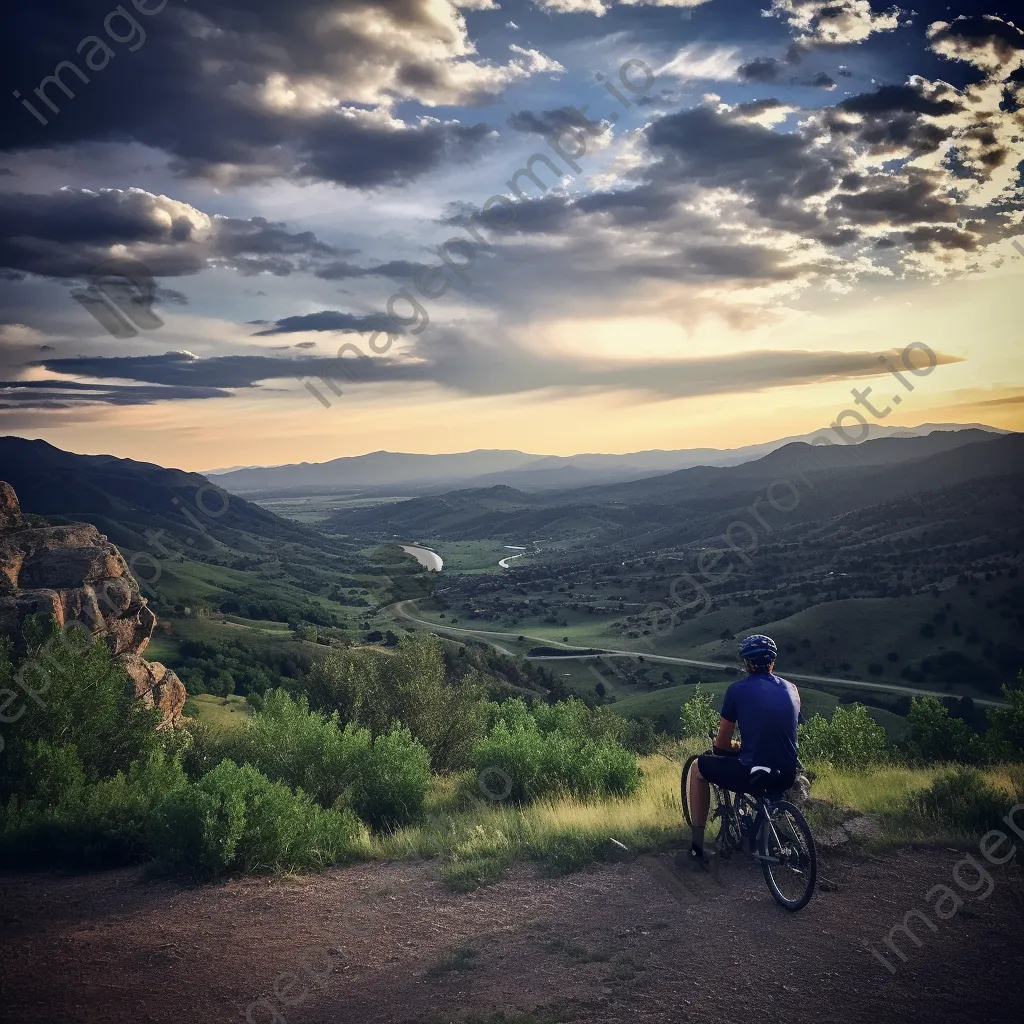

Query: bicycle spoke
760;800;817;911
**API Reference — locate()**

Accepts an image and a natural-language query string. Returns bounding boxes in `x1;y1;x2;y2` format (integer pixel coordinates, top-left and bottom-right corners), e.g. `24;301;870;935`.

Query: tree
680;684;718;739
798;704;889;770
595;681;606;698
906;696;983;764
987;671;1024;760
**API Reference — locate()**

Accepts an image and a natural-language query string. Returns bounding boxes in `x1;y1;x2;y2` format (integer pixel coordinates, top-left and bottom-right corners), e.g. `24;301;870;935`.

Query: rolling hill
0;436;343;554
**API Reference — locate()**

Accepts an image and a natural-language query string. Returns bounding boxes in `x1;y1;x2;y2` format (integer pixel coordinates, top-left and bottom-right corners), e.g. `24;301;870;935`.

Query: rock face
0;482;186;727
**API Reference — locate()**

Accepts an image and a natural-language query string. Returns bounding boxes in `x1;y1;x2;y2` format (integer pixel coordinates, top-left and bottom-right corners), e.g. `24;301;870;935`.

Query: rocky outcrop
0;482;185;727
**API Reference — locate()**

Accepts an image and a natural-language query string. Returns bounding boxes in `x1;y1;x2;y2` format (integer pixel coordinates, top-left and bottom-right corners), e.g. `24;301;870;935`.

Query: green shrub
472;700;642;803
178;721;234;782
0;620;187;871
621;717;659;755
798;704;890;770
680;684;718;740
229;689;431;828
913;767;1015;836
299;635;487;772
987;672;1024;761
0;620;161;804
347;725;432;828
149;760;365;880
906;696;983;764
0;748;188;870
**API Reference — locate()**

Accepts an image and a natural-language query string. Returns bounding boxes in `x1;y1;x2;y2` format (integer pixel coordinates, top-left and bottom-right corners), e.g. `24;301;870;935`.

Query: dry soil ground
1;847;1021;1024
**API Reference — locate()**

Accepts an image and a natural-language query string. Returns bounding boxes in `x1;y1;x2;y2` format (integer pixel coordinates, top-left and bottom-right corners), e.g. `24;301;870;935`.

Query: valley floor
2;847;1020;1024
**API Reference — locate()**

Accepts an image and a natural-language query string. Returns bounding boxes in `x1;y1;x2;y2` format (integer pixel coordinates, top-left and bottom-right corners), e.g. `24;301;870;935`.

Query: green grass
363;750;1024;888
374;754;687;887
431;540;521;573
143;635;180;664
189;693;253;731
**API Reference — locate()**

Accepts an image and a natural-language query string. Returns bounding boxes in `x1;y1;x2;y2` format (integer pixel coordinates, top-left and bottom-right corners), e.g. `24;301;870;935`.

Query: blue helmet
740;634;778;666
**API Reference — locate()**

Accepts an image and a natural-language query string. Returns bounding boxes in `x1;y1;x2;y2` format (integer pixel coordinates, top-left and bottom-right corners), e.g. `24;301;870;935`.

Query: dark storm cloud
0;0;504;188
927;14;1024;72
805;71;836;89
23;341;966;402
507;107;602;137
253;310;386;335
828;171;960;226
738;58;785;83
0;378;231;408
314;259;420;281
644;104;845;236
838;84;964;116
294;118;492;189
0;188;339;279
27;349;351;389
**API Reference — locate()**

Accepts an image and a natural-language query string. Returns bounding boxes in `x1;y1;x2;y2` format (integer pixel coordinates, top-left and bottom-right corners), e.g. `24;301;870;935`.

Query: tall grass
373;754;685;887
368;753;1024;889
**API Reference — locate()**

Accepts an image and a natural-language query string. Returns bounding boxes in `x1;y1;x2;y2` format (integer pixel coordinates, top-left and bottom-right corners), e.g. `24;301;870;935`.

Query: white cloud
534;0;710;16
769;0;902;46
657;45;742;82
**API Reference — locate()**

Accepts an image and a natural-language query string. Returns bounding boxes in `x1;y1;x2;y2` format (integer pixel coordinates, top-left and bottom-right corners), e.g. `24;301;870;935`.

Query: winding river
400;544;443;571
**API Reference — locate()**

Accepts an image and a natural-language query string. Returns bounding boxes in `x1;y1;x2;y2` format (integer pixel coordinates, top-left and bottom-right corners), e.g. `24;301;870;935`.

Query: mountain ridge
207;422;1007;496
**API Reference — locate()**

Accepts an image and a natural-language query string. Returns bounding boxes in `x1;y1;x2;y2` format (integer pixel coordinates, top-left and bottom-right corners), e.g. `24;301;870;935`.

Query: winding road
389;599;1009;708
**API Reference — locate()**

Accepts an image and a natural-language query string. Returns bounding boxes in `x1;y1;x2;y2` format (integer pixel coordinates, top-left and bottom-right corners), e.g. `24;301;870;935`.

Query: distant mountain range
324;430;1023;545
207;422;1008;496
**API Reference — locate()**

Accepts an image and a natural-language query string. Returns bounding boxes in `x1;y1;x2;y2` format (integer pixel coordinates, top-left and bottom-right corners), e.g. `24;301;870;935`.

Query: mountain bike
681;743;817;912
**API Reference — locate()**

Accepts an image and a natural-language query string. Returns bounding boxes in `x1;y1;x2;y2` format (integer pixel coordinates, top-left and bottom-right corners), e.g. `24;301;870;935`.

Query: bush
0;748;188;870
0;620;162;804
798;704;890;770
906;696;984;764
472;699;641;803
0;620;184;871
680;684;719;740
913;767;1016;837
299;635;487;772
987;672;1024;761
621;717;659;755
227;690;431;828
149;760;365;881
346;725;433;828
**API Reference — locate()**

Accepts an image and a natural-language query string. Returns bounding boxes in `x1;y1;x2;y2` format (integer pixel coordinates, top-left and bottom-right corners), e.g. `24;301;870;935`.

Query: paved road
389;600;1009;708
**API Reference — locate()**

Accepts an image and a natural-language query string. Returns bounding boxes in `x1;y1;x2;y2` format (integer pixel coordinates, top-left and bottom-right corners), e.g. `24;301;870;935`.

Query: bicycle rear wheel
681;755;699;827
681;754;724;841
759;800;817;912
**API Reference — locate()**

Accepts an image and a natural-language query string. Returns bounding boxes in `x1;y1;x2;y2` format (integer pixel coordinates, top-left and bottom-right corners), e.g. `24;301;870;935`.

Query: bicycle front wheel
759;800;817;912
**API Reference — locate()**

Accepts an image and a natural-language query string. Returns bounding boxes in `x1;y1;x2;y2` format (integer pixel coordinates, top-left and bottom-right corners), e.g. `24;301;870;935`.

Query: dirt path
2;847;1021;1024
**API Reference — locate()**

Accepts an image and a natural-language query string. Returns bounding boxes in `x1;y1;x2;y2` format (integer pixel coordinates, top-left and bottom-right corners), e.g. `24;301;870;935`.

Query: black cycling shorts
696;754;796;798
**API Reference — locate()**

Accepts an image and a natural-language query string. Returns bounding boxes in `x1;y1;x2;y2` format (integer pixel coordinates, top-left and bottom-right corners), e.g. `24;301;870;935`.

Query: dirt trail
1;848;1021;1024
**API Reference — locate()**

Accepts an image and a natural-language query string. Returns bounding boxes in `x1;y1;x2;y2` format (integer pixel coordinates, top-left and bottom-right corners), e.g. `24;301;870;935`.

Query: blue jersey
720;672;800;772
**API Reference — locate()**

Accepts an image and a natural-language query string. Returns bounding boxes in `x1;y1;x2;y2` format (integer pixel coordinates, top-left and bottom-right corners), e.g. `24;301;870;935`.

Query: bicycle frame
710;786;782;862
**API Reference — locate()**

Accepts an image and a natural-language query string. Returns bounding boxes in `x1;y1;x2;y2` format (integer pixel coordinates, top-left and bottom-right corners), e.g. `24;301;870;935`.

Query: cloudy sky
1;0;1021;471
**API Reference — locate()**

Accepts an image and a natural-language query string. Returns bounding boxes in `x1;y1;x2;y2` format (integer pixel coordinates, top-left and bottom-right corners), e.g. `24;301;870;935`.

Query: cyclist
683;634;801;868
